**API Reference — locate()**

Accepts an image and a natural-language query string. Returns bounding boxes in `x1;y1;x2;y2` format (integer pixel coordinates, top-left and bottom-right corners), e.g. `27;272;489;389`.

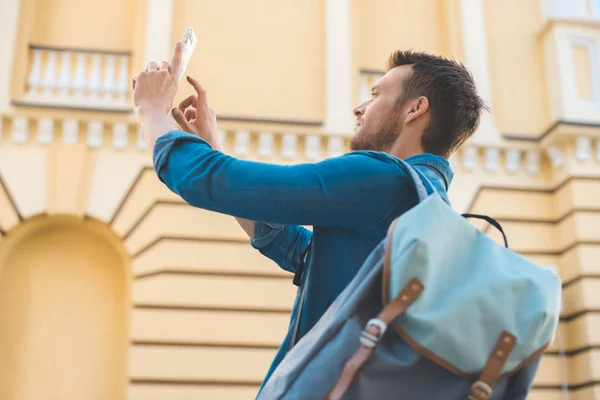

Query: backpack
256;159;562;400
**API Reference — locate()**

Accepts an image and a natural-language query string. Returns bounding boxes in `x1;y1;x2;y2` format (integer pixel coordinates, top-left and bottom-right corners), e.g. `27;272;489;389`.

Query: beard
350;118;401;152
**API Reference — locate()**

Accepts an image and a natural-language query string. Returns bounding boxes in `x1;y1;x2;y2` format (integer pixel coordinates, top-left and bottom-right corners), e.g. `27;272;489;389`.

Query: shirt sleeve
250;223;312;273
153;130;409;230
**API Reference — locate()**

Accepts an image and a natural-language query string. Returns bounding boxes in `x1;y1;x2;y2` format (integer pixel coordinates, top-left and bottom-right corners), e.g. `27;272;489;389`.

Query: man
133;43;540;398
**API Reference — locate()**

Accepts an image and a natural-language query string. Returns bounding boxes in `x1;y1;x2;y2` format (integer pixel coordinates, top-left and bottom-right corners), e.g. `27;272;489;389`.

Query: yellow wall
31;0;135;51
355;0;446;71
171;0;325;121
484;0;551;137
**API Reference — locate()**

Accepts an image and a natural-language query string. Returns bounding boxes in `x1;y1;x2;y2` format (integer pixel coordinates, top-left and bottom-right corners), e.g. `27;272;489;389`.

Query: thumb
172;108;196;133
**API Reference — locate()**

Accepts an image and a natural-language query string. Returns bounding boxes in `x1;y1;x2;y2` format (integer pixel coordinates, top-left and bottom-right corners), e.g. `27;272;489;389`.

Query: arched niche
0;215;130;400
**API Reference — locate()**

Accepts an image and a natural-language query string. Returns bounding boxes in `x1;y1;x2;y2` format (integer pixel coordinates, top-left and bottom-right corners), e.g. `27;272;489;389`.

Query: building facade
0;0;599;399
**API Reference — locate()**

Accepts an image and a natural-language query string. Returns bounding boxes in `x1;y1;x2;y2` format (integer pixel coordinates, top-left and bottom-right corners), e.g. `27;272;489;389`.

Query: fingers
132;71;141;89
186;76;207;105
159;61;171;72
184;108;196;120
146;61;159;71
171;41;183;79
172;108;196;133
178;94;198;113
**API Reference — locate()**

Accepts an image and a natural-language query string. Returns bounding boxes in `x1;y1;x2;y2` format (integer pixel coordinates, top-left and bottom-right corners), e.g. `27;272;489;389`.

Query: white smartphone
178;27;197;80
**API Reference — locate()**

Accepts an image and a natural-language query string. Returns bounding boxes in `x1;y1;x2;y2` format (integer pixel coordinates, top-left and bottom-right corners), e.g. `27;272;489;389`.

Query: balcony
15;44;132;112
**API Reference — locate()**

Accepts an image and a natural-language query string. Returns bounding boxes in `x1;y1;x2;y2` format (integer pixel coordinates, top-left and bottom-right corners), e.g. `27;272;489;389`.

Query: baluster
115;56;129;103
102;55;116;103
73;53;87;99
42;50;58;98
87;54;102;101
327;136;344;158
305;136;321;160
87;121;104;147
462;146;477;170
526;150;540;175
12;117;28;143
113;123;128;148
57;51;72;98
282;134;297;159
575;136;591;162
234;131;250;156
38;118;54;144
505;149;520;173
27;49;43;96
258;132;273;157
63;120;79;144
484;147;499;171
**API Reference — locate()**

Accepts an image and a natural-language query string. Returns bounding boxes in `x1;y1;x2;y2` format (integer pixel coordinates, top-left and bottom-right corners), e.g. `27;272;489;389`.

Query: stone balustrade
19;45;131;112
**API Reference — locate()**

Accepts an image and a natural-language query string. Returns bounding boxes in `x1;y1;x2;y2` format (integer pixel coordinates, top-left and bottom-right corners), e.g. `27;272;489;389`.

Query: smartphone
178;27;197;80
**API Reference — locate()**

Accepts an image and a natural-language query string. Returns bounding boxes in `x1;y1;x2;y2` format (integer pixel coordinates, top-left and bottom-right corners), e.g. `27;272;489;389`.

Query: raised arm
153;130;408;230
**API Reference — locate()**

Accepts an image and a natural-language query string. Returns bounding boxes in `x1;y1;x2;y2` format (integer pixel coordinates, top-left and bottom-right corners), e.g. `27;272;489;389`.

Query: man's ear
405;96;429;124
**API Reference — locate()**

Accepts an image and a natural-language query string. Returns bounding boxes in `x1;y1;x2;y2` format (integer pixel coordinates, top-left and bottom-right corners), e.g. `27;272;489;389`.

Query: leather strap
467;331;517;400
323;278;424;400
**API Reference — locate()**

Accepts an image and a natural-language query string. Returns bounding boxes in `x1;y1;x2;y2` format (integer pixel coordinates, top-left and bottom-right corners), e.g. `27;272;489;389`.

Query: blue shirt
153;130;540;398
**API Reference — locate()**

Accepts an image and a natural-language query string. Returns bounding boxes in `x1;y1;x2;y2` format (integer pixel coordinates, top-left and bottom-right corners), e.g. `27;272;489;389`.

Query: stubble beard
350;119;401;152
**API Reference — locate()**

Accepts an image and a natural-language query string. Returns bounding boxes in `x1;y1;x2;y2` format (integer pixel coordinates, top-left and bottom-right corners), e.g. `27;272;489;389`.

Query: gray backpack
256;161;560;400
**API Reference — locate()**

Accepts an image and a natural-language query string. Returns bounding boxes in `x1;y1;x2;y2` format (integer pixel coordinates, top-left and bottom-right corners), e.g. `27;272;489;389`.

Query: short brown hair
388;51;488;158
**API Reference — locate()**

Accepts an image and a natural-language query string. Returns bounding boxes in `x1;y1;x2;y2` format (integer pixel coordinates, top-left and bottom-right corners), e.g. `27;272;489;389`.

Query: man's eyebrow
371;84;380;92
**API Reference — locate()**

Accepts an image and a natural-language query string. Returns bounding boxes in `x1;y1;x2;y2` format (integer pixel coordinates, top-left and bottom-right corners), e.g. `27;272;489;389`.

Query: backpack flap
383;180;562;378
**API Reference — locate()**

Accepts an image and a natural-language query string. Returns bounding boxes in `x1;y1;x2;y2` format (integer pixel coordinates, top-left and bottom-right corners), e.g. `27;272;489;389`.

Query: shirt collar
404;153;454;190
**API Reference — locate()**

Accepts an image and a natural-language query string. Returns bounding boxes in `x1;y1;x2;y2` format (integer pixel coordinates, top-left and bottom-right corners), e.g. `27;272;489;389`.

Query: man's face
351;66;412;152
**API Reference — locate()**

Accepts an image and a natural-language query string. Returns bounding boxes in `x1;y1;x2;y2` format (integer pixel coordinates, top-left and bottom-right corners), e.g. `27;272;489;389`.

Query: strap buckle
360;318;388;348
467;381;492;400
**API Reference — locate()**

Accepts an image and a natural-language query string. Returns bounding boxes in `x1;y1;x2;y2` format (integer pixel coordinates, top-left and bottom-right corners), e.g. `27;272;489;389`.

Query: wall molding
133;303;291;314
134;269;291;281
466;175;600;213
28;43;132;56
130;340;279;350
129;378;262;387
131;236;250;259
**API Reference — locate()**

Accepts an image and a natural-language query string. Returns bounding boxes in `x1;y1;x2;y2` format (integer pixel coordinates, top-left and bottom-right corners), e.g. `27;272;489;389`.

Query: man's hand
172;76;220;150
133;42;183;114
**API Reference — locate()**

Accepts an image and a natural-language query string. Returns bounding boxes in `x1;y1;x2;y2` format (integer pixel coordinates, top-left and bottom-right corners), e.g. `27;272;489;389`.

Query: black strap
462;213;509;248
289;277;308;350
289;239;312;349
293;238;312;286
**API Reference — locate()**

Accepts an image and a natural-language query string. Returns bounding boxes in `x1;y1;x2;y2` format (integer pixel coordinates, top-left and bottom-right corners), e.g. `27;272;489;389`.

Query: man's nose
353;103;365;117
